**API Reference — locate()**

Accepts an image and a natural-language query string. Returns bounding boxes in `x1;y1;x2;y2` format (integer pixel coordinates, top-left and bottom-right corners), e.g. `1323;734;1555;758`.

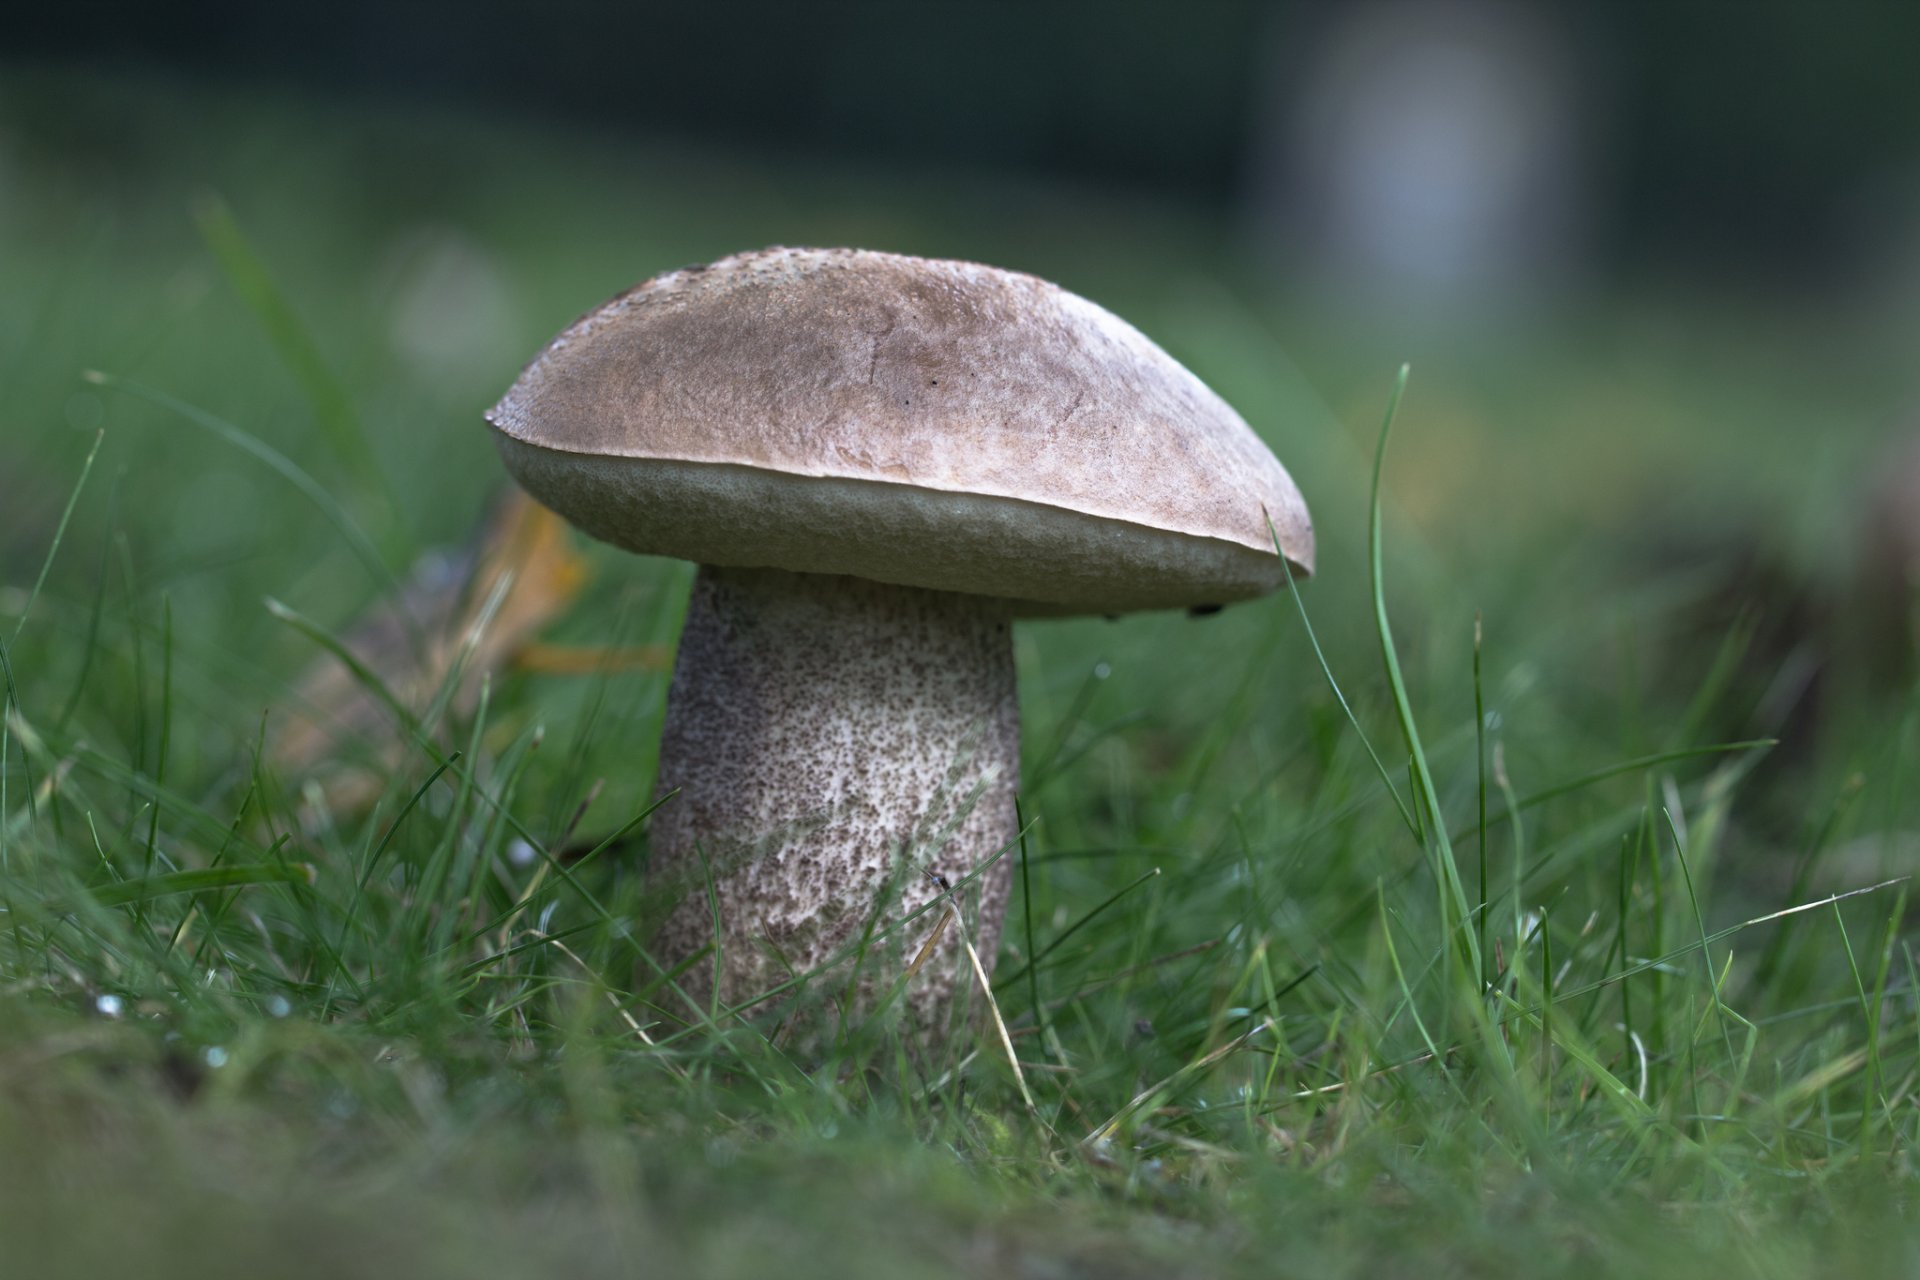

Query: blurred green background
7;1;1919;802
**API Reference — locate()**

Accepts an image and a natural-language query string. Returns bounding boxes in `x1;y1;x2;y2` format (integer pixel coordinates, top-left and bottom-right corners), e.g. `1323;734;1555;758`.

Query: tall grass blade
1662;805;1736;1066
1474;613;1490;990
35;861;317;914
1364;365;1478;981
10;427;103;646
1271;525;1419;838
192;194;393;517
89;372;402;599
992;866;1160;994
1452;740;1776;844
1512;877;1908;1020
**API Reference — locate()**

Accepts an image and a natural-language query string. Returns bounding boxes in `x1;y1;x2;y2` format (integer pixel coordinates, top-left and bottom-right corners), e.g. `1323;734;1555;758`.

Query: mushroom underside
493;435;1307;615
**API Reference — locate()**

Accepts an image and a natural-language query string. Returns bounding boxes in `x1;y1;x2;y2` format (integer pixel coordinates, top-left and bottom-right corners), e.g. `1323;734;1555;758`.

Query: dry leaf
270;490;632;820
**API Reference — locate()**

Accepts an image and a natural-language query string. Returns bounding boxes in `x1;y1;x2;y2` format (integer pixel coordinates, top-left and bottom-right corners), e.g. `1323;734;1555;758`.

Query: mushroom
486;247;1312;1037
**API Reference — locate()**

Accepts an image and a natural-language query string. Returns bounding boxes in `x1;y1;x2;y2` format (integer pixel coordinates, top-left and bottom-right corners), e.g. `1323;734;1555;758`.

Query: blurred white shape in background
381;225;520;390
1246;0;1599;320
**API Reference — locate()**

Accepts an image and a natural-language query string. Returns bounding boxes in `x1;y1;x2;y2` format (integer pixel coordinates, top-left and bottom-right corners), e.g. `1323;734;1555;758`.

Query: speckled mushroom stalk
649;566;1018;1031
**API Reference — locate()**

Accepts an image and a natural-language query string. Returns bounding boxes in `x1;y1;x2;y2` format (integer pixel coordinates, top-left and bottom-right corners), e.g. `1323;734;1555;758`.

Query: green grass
5;69;1920;1277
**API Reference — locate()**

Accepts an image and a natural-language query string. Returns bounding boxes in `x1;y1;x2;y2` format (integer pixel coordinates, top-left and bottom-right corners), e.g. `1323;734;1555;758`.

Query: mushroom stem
648;565;1019;1037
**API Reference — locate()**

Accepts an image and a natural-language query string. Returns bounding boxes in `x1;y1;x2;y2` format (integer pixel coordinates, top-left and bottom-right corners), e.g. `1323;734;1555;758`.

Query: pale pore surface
648;568;1019;1033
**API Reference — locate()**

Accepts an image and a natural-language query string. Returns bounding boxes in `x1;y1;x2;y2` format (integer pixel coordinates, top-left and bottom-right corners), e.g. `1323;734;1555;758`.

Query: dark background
11;1;1920;286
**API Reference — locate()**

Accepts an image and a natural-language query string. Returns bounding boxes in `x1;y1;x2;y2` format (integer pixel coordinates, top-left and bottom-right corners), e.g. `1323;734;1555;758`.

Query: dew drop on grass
1093;661;1112;680
266;995;292;1018
1518;909;1544;946
508;838;537;868
94;994;123;1018
203;1046;229;1069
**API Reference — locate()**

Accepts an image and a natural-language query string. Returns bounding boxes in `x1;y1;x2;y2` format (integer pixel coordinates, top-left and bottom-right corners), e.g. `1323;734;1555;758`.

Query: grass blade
10;427;104;646
41;861;317;913
1364;365;1477;980
1271;526;1419;838
193;194;393;516
87;372;402;601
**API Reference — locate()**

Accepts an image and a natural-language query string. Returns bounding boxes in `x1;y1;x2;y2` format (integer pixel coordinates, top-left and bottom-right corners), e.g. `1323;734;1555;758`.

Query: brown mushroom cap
487;246;1312;615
